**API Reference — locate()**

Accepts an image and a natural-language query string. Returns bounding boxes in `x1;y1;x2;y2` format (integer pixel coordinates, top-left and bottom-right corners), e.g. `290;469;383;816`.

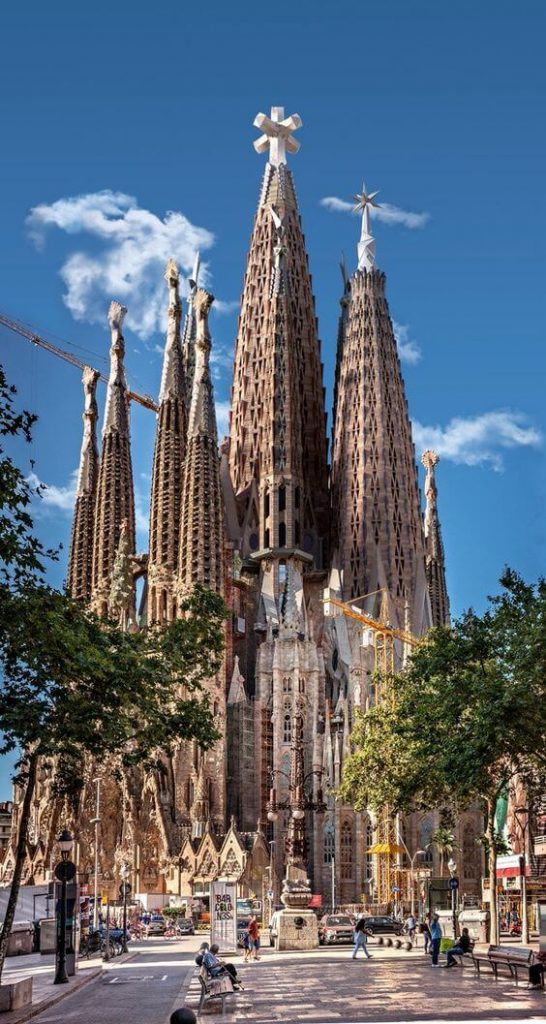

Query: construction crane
324;592;422;908
0;311;158;413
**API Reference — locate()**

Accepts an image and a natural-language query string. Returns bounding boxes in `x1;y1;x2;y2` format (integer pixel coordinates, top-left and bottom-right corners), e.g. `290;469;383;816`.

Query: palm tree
428;827;456;877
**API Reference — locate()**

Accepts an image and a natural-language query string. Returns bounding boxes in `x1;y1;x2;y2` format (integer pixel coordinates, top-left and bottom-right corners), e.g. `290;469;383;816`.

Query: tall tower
148;260;187;625
229;107;329;568
178;288;224;597
422;450;450;626
91;301;136;616
182;253;201;409
330;186;429;632
67;366;100;601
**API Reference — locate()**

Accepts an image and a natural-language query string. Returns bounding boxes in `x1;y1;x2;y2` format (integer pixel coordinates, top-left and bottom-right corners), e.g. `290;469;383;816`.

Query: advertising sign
210;880;237;951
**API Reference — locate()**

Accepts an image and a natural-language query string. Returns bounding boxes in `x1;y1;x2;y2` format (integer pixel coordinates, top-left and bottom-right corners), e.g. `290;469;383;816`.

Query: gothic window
264;528;270;548
279;522;286;547
264;490;270;518
419;817;433;865
463;822;481;880
278;560;287;585
324;822;334;864
295;520;300;545
283;713;292;744
278;485;286;512
283;677;292;693
341;821;354;880
295;486;300;509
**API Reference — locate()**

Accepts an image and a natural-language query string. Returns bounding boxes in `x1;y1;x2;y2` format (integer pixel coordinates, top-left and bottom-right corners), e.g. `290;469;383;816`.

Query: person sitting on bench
446;928;472;967
203;943;243;989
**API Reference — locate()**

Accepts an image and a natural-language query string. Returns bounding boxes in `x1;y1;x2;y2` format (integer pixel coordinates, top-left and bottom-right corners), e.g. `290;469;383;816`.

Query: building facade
4;108;477;908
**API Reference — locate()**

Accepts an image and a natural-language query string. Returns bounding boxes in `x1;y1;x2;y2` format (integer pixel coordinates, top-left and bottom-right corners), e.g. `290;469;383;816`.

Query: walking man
351;917;372;959
429;914;442;967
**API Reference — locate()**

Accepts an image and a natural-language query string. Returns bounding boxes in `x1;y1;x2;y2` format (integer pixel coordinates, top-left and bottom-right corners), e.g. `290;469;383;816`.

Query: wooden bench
472;944;535;985
197;966;235;1013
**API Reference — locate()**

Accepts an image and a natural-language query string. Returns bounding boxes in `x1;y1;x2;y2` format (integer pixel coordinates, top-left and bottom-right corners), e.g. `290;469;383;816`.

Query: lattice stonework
67;367;100;601
422;451;450;626
229;161;329;565
148;261;188;625
91;303;136;615
331;268;425;628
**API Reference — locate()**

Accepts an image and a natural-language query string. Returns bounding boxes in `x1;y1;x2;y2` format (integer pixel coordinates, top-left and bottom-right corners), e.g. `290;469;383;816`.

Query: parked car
176;917;195;936
360;915;404;936
147;914;167;936
318;914;355;945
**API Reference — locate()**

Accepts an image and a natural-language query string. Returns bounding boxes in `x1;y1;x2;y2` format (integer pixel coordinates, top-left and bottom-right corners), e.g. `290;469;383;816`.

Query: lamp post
514;805;530;945
394;826;425;918
120;862;130;953
331;709;343;913
90;776;102;931
53;829;74;985
447;857;458;939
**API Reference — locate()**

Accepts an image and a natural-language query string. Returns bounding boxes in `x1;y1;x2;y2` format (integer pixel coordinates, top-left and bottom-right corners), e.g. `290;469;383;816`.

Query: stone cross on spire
353;184;381;272
253;107;302;166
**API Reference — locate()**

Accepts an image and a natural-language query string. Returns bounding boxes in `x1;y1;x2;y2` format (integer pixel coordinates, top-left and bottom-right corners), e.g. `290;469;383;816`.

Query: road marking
105;974;167;984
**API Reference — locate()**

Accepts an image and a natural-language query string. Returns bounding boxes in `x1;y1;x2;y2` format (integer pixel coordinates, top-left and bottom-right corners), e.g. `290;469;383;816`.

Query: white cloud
27;469;78;513
320;195;429;229
215;400;231;439
412;411;542;471
213;299;239;316
393;322;422;365
27;190;216;341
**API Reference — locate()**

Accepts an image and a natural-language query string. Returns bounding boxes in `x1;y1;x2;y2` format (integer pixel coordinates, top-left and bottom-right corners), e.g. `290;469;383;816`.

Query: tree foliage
341;570;546;942
0;364;226;981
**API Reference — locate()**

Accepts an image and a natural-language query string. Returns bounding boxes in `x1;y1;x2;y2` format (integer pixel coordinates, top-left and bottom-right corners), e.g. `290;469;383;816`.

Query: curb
2;950;138;1023
167;965;196;1022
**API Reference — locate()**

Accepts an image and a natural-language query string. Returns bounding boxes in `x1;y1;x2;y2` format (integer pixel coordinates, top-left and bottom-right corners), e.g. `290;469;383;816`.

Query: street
29;936;195;1024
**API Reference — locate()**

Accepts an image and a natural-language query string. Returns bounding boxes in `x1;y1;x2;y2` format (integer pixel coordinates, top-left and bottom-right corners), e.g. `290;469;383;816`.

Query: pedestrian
242;928;251;962
170;1011;197;1024
429;914;442;967
248;915;261;960
421;913;432;954
445;927;471;967
351;917;372;960
405;913;416;941
203;943;244;990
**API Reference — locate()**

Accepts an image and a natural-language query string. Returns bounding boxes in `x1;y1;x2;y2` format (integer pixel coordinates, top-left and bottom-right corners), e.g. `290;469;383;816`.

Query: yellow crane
0;311;158;413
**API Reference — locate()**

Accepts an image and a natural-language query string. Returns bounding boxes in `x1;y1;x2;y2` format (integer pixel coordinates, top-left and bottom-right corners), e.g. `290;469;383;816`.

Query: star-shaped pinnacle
352;187;381;214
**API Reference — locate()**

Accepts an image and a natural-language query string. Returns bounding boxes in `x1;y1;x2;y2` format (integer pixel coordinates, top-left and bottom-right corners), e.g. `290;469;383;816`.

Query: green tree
340;572;546;945
0;365;226;982
427;827;456;877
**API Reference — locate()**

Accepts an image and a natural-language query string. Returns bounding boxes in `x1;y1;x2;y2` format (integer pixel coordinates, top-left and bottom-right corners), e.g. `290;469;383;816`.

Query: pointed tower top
159;259;185;404
253;107;302;166
103;301;129;436
421;450;450;626
353;184;381;272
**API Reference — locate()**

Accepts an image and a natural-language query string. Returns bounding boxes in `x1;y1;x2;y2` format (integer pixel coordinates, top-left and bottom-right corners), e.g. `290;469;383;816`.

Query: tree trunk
0;752;38;984
486;799;498;946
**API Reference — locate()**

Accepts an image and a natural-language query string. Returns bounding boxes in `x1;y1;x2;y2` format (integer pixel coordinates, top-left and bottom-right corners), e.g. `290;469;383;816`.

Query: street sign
391;885;399;893
119;882;132;897
266;890;274;900
448;877;459;891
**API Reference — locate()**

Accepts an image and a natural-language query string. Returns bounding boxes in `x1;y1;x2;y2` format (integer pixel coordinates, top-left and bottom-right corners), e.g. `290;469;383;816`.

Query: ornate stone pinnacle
164;258;179;287
421;450;440;473
108;300;128;332
253;106;302;167
194;288;214;323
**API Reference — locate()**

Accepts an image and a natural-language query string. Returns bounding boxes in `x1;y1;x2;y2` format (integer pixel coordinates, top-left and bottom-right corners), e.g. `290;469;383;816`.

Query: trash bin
459;909;490;943
6;921;34;956
436;909;456;939
38;918;57;954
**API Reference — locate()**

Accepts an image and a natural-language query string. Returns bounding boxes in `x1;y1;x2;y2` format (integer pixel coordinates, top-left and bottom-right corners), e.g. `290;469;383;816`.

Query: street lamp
120;862;130;953
447;857;458;938
514;805;530;945
53;829;74;985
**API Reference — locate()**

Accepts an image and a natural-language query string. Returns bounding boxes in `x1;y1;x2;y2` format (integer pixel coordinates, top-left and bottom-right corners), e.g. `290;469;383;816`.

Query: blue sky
1;0;545;795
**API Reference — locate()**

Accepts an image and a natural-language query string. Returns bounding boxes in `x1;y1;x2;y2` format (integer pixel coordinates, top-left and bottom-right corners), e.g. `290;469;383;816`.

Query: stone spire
182;252;201;407
229;107;329;569
421;450;450;626
178;289;224;595
330;185;428;632
148;260;187;624
67;366;100;601
91;301;136;616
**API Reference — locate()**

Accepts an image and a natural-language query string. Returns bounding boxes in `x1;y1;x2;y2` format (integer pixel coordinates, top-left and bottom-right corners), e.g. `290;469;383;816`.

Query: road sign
55;860;76;883
266;890;274;900
119;882;132;897
391;884;399;893
448;877;459;891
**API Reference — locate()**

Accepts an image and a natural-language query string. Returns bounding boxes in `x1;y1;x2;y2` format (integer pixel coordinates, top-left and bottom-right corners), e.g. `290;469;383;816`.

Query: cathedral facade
4;108;481;908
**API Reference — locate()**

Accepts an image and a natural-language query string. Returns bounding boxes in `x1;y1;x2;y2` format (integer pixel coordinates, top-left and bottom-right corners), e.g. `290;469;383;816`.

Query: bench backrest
488;946;533;964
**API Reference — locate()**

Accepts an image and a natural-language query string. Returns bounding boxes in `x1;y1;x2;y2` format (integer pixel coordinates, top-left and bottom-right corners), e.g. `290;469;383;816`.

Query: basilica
3;108;483;909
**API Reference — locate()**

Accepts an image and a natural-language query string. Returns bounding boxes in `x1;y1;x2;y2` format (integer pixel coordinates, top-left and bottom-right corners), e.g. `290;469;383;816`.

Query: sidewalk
0;948;133;1023
182;944;546;1022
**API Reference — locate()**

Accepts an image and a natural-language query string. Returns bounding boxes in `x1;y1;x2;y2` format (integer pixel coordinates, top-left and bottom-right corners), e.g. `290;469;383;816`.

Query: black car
177;918;195;936
360;915;404;936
